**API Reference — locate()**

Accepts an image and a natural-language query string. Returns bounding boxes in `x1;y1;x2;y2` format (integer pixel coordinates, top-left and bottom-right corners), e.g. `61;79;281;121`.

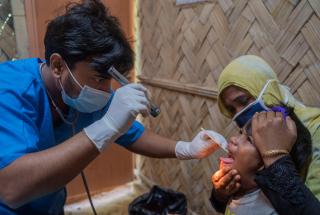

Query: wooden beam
138;75;218;99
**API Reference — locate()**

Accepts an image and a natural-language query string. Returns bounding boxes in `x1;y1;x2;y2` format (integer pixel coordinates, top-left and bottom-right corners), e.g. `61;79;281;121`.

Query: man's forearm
0;131;99;208
128;129;177;158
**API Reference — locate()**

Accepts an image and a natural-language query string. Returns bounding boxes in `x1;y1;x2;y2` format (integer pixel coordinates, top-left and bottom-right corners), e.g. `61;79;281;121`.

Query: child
215;106;312;215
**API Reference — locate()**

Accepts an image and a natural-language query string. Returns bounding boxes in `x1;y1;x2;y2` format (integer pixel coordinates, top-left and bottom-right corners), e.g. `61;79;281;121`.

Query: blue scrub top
0;58;145;215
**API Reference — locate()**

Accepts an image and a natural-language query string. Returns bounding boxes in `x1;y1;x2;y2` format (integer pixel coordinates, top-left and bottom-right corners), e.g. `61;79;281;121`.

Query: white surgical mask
59;63;112;113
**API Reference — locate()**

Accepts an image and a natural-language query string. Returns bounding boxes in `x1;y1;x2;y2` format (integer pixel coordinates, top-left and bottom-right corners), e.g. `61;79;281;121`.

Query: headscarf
218;56;320;199
217;55;320;137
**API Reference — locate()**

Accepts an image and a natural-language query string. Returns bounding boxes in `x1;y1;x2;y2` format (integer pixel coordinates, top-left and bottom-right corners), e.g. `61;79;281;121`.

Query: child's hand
211;166;241;201
252;111;297;167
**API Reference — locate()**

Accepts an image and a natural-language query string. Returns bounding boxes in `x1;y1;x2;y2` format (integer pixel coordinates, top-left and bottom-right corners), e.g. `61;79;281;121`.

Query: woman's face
228;120;263;176
221;86;256;117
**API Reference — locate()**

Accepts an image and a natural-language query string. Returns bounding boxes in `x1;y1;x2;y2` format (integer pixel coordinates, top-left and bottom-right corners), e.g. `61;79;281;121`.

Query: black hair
44;0;134;77
286;107;312;180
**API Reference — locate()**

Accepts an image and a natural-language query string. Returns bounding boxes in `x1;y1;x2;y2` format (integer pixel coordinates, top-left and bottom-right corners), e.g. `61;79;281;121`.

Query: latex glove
84;83;150;151
175;130;227;160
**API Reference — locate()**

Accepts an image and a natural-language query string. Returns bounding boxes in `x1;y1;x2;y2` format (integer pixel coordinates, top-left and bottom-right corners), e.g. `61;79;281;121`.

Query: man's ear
49;53;64;78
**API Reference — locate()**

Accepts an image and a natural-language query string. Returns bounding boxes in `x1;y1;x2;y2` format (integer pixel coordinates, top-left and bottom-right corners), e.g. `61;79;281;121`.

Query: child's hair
286;106;312;180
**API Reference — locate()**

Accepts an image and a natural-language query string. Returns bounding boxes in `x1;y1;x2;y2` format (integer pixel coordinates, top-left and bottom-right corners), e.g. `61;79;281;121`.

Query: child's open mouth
219;154;234;165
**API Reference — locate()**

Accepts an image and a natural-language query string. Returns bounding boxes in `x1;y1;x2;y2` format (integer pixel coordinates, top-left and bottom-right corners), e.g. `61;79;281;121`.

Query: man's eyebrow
94;73;110;79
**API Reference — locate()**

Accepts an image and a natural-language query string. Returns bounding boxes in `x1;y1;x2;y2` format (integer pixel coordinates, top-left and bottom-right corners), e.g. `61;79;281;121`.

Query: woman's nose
235;105;248;114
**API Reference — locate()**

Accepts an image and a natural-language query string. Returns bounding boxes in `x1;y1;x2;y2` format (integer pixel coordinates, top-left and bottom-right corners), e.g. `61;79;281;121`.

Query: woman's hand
211;166;241;201
252;111;297;167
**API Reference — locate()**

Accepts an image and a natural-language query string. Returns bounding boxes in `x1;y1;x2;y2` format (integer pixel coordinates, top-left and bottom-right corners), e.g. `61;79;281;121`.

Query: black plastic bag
128;185;187;215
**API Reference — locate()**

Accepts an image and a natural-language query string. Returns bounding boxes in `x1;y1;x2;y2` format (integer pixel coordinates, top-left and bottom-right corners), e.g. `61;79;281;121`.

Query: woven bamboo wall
0;0;17;61
136;0;320;214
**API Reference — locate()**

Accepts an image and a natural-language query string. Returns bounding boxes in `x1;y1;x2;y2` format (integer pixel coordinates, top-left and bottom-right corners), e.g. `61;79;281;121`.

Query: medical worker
0;1;224;214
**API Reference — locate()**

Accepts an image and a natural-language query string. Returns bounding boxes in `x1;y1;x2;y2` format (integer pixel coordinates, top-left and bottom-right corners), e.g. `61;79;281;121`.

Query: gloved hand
175;130;227;160
84;83;150;151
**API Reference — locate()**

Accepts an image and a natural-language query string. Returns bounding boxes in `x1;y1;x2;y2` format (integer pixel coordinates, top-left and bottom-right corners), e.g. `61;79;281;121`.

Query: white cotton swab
200;128;229;153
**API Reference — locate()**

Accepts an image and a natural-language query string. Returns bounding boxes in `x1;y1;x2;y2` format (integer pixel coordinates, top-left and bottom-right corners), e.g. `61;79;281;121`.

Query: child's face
227;120;263;176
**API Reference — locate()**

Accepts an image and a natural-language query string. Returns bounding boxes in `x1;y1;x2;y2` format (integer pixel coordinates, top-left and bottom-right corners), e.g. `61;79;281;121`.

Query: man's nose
97;80;112;92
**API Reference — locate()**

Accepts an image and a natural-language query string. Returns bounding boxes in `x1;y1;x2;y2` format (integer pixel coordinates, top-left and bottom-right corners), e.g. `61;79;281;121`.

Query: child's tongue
219;156;234;169
219;156;234;164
